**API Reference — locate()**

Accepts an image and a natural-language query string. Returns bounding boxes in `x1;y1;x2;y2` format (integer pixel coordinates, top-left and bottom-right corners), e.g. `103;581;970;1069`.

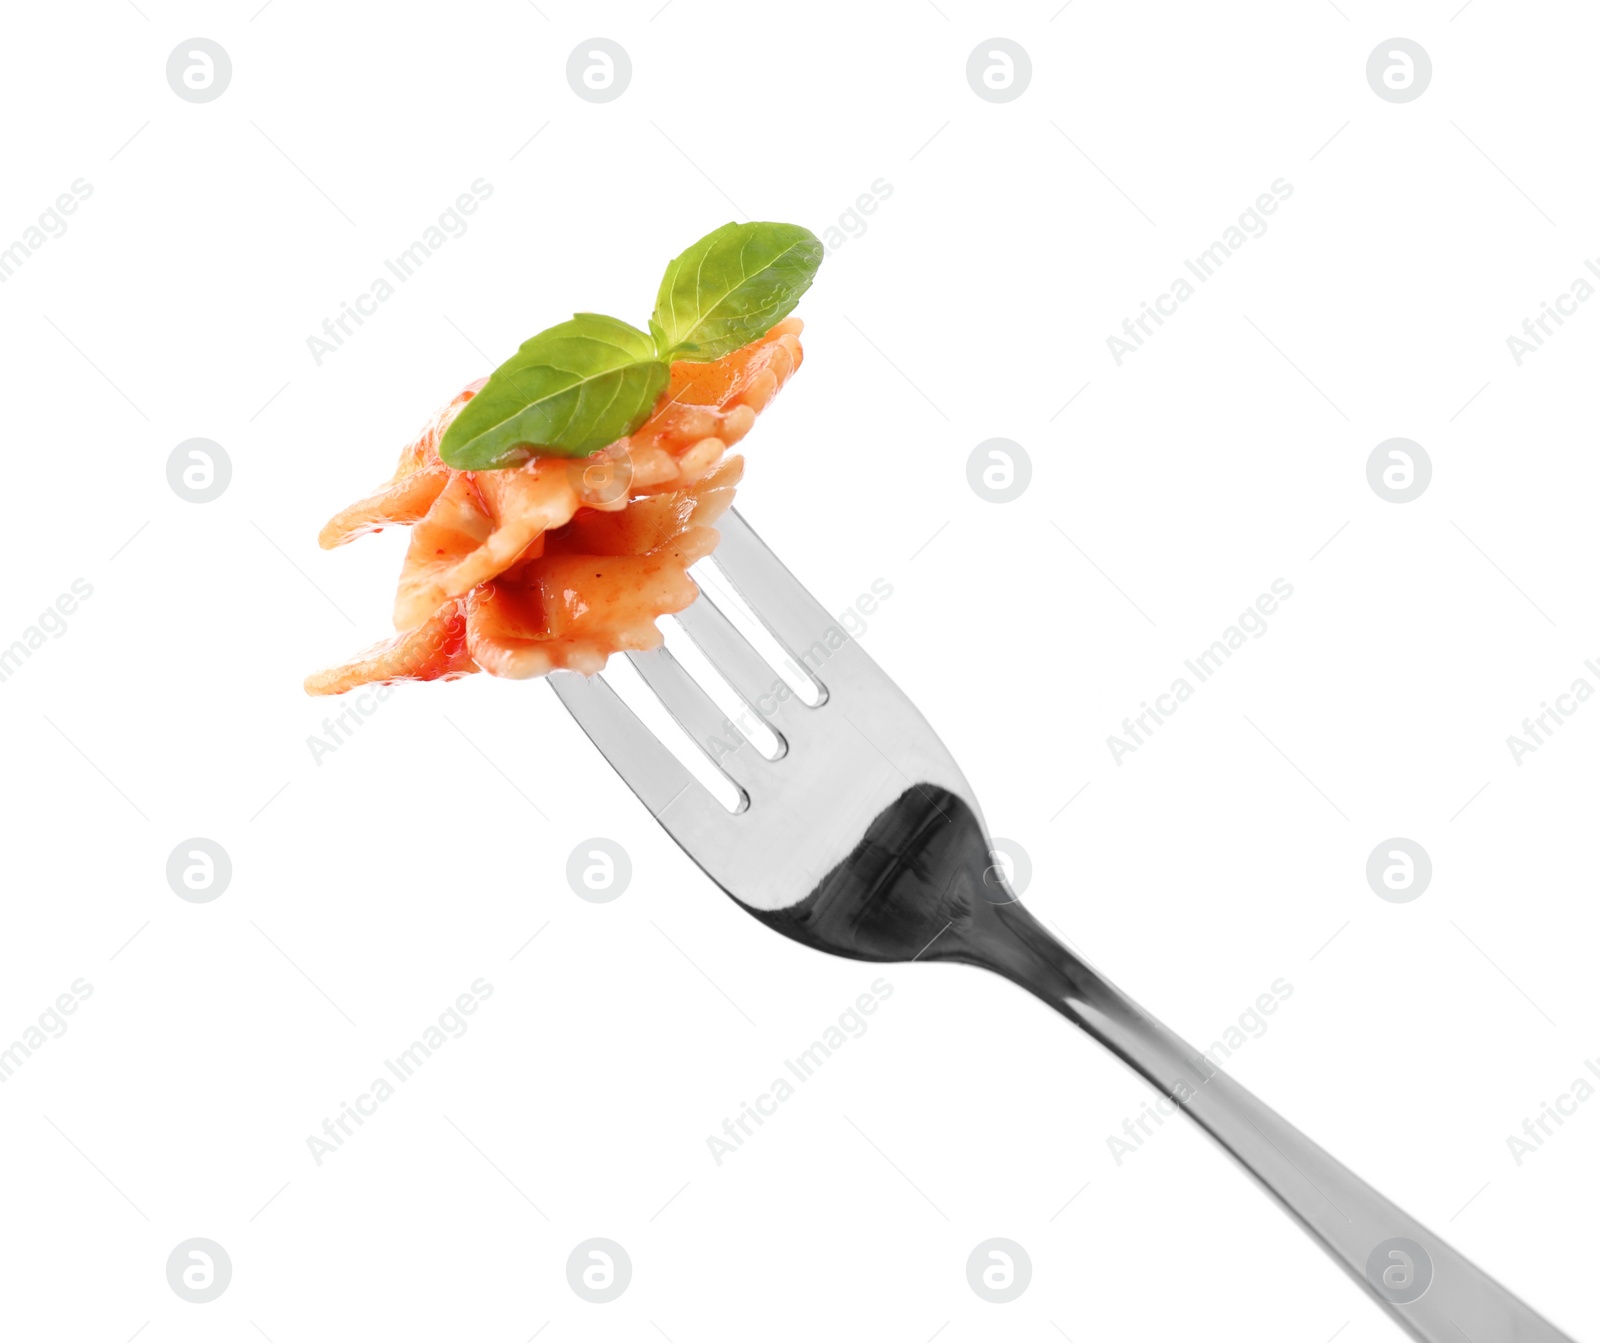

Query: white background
1;2;1596;1339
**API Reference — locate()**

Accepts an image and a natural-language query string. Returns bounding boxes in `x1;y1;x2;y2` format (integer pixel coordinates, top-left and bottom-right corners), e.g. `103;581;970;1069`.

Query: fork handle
980;904;1573;1343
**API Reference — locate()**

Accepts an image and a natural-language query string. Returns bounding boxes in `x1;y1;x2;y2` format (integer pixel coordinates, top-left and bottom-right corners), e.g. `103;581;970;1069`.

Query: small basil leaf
439;313;669;468
651;221;822;362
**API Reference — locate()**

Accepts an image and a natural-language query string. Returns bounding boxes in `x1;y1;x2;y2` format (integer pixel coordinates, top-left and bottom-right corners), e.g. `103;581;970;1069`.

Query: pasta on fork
306;223;818;696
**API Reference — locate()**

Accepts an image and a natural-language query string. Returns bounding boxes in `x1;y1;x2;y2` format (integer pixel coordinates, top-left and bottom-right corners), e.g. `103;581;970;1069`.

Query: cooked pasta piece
317;378;487;549
464;459;739;679
303;603;477;696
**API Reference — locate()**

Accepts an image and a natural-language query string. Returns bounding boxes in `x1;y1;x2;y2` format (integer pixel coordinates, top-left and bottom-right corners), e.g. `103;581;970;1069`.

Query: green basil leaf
438;313;669;468
651;221;823;362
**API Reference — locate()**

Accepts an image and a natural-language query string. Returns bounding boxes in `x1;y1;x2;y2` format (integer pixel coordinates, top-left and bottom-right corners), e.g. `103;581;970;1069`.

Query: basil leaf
438;313;669;468
651;221;823;362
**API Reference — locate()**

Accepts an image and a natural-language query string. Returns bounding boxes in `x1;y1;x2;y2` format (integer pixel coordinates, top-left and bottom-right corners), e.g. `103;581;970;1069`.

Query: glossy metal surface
550;508;1574;1343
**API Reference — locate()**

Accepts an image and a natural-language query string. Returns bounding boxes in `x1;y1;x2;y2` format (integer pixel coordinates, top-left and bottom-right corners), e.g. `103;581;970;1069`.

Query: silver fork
550;508;1573;1343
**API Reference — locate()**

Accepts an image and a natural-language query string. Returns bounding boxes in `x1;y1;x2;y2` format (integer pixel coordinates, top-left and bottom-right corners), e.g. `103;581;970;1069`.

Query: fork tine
674;593;794;715
711;509;841;663
547;670;737;827
625;646;776;789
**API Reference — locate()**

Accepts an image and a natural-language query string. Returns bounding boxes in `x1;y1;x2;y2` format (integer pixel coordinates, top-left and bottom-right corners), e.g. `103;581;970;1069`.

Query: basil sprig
438;315;667;469
439;221;821;470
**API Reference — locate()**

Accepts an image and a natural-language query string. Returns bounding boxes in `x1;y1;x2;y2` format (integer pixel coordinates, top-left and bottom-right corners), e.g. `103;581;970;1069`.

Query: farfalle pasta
305;318;804;695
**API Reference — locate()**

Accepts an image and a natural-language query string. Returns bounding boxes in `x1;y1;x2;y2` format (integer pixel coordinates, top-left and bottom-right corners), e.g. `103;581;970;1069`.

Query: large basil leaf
651;221;823;362
438;313;669;468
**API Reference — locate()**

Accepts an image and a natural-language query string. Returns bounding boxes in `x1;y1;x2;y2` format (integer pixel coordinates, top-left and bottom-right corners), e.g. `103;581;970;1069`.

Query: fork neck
957;900;1199;1090
954;900;1117;1017
959;897;1227;1094
741;781;1128;1029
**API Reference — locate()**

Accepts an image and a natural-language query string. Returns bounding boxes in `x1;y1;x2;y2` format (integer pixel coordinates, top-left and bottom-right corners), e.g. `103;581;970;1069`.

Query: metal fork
550;508;1573;1343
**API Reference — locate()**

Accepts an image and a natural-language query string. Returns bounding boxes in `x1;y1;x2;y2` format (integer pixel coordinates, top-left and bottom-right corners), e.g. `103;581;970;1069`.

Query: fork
549;508;1574;1343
